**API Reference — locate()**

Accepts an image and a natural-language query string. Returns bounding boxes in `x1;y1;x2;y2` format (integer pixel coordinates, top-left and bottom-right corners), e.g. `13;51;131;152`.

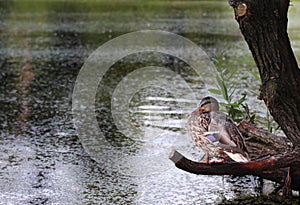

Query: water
0;1;299;204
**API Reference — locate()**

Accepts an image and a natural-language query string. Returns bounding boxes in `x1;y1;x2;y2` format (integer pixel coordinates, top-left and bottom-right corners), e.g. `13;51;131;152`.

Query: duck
187;96;250;164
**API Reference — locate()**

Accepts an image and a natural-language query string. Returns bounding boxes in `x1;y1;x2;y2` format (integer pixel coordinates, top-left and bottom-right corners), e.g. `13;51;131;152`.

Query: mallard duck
187;96;250;164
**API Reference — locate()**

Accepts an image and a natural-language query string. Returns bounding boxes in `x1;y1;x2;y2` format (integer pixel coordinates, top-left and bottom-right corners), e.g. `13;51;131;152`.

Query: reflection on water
0;0;299;204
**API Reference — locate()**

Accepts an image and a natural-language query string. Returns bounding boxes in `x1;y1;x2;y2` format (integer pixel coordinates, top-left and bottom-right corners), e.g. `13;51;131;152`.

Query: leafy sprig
208;53;255;123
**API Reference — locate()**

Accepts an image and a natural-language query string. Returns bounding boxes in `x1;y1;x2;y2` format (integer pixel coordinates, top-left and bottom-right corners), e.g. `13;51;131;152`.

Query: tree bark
229;0;300;191
229;0;300;145
237;121;290;157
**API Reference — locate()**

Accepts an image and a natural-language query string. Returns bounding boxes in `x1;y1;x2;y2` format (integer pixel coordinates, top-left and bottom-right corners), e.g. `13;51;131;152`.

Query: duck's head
199;96;219;113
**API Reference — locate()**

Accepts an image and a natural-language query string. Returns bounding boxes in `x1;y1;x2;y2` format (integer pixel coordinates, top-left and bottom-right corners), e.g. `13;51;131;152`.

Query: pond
0;1;299;204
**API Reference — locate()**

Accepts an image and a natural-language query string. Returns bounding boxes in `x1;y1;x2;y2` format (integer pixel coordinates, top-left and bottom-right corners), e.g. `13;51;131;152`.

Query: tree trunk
229;0;300;144
230;0;300;191
170;0;300;192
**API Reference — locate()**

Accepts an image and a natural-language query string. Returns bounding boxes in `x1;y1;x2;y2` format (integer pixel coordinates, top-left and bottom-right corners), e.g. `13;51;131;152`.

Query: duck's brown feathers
187;109;250;162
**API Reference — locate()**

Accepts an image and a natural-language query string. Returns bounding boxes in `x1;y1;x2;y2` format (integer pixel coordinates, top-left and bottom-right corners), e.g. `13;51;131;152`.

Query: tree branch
169;121;299;191
169;149;299;191
237;120;291;158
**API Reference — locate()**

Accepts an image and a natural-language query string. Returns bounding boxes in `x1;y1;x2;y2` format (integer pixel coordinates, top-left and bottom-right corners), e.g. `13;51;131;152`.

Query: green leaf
250;114;256;123
219;102;227;107
234;118;243;123
223;68;230;76
216;74;229;101
233;109;243;115
225;102;239;107
208;88;222;95
237;94;247;104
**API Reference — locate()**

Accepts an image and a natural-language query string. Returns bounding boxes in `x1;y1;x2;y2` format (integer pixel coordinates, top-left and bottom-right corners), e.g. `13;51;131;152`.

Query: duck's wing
208;112;236;146
223;115;249;154
209;112;250;161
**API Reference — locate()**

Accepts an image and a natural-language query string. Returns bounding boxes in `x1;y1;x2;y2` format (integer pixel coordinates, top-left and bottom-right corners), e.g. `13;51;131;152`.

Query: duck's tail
223;151;250;162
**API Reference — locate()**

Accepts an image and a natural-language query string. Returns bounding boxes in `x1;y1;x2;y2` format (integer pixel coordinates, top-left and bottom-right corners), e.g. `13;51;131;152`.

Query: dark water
0;1;299;204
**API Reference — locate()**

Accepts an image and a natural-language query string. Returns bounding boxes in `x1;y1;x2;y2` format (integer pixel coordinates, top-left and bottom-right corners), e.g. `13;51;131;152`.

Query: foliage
208;53;255;123
255;111;282;134
208;53;283;134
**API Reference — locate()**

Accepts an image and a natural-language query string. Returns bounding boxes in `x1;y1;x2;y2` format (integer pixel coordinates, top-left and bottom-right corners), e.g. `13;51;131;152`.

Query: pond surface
0;1;300;204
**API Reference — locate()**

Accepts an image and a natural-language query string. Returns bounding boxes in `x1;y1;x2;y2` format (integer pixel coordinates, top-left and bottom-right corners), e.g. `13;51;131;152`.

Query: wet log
169;149;300;191
237;120;291;158
169;150;280;176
